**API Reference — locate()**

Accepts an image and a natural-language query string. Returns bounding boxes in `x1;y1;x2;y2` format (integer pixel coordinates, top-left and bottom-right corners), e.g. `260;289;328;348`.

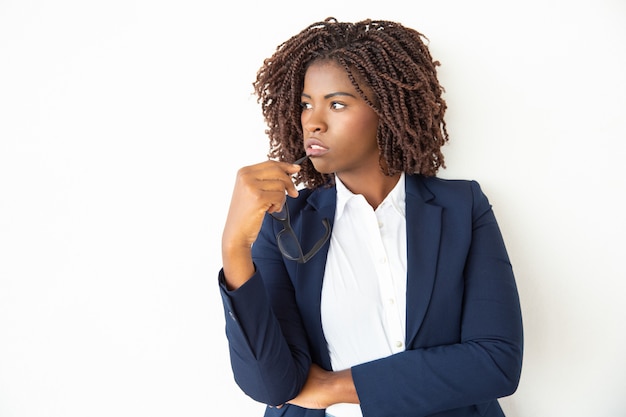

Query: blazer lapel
292;186;336;370
404;176;442;348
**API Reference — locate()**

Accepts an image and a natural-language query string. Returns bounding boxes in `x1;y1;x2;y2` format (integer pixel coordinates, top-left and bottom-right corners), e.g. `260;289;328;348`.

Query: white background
1;1;625;416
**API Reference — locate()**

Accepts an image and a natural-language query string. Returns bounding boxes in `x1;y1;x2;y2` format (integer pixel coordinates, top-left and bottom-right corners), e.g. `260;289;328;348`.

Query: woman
218;17;523;417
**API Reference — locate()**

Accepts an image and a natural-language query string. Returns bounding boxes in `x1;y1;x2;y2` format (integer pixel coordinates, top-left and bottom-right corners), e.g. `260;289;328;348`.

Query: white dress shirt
321;173;407;417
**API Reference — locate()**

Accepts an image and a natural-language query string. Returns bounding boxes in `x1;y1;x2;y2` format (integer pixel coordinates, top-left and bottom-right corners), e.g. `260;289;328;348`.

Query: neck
337;171;401;209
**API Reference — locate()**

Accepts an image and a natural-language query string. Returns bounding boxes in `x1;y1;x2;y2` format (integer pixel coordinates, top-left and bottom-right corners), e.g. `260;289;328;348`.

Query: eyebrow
301;92;358;100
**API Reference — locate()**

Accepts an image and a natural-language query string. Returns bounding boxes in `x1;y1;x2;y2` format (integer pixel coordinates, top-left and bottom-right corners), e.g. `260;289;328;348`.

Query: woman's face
301;61;380;178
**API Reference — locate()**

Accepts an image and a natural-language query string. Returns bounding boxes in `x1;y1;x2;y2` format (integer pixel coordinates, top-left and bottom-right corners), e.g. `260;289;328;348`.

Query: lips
305;138;329;157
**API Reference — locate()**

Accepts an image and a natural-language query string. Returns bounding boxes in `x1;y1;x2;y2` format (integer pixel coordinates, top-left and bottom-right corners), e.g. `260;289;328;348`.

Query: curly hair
253;17;449;188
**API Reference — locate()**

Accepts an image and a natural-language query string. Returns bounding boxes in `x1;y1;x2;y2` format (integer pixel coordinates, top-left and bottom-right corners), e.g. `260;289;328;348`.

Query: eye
330;101;346;110
300;102;313;110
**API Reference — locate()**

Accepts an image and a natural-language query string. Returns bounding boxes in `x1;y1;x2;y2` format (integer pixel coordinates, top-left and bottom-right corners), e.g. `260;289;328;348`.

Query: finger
258;176;299;200
269;162;302;197
238;161;300;186
245;163;300;198
233;161;301;214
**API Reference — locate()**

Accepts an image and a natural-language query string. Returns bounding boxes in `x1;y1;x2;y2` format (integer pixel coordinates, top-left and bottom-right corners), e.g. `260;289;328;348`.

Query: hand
287;364;359;410
221;160;301;288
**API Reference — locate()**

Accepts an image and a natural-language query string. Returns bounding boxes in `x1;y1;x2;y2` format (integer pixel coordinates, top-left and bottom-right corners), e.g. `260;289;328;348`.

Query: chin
309;161;332;175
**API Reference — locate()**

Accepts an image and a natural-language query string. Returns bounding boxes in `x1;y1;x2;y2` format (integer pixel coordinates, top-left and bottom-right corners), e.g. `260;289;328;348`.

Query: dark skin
221;61;399;409
301;61;400;208
257;18;449;189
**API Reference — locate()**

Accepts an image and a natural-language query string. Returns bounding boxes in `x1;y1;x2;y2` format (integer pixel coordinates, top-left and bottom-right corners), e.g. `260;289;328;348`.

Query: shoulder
407;175;491;211
408;174;483;197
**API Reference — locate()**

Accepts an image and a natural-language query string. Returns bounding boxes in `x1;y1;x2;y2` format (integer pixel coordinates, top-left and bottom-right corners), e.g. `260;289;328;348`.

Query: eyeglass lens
270;204;330;263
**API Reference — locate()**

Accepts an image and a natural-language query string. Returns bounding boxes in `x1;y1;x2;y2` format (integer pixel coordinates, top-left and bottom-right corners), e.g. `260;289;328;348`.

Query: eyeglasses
270;203;330;263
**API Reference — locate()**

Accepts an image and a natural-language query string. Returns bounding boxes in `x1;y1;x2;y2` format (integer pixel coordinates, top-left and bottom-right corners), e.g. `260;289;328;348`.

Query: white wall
1;1;624;416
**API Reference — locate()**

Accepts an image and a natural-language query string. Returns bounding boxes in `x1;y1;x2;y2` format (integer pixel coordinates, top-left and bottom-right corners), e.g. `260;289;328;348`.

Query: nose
302;108;327;133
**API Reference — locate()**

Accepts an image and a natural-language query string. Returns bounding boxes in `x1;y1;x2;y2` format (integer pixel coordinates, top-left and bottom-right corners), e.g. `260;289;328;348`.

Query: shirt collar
334;172;406;220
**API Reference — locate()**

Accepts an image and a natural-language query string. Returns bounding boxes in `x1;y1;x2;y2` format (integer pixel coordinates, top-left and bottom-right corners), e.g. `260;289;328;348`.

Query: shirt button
388;298;395;305
395;341;403;348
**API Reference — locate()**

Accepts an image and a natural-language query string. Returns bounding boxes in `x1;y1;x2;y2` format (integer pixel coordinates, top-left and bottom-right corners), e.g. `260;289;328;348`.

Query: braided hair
254;17;449;188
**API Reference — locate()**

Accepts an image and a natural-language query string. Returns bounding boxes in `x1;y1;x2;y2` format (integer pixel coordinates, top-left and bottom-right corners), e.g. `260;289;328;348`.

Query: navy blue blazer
219;175;523;417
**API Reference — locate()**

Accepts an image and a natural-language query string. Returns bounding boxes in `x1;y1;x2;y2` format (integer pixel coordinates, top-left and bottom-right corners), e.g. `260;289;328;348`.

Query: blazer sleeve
352;180;523;417
218;213;312;407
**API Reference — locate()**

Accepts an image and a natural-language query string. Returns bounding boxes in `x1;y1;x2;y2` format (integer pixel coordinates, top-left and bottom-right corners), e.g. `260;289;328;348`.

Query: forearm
353;308;522;416
221;242;255;290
